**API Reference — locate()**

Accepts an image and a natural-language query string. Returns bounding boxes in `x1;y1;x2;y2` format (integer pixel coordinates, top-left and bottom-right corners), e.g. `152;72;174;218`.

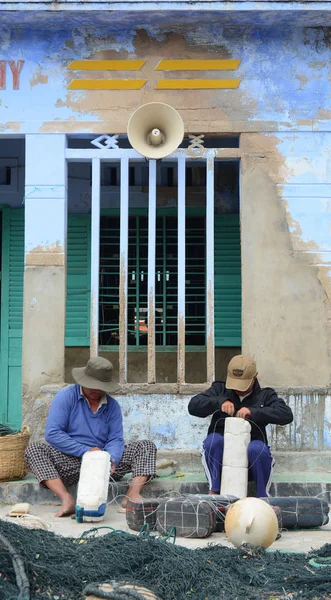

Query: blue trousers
202;432;274;498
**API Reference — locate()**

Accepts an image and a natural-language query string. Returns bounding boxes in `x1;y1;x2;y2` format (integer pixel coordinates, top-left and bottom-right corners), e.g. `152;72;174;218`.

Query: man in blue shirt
25;357;157;517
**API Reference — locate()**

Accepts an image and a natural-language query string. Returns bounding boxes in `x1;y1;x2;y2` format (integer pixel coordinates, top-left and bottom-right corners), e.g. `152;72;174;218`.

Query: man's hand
236;407;251;420
222;401;235;416
110;461;116;475
89;447;101;451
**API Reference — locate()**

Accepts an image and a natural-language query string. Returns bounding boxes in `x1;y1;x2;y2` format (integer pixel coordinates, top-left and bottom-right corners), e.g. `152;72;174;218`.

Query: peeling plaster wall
24;386;331;453
22;134;67;400
0;23;331;133
241;132;331;386
2;18;331;443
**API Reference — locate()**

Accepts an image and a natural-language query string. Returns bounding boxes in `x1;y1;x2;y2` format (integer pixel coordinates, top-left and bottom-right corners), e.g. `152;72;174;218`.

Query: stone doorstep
157;449;331;474
1;473;331;506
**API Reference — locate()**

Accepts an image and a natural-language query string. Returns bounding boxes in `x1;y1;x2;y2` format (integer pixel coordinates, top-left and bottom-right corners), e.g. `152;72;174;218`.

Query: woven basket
0;425;31;481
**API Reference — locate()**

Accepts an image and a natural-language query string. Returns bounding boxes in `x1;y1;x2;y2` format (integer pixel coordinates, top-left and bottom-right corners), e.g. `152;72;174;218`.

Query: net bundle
0;425;18;437
1;519;331;600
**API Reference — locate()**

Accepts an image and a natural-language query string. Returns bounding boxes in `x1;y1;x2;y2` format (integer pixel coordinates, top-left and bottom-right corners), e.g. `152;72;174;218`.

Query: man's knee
248;440;269;461
203;432;224;451
25;442;47;461
132;439;157;453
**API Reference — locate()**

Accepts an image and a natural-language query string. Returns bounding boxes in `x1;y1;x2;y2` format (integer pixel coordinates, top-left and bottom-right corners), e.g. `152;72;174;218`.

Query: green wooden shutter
214;214;241;347
65;215;91;346
0;208;24;427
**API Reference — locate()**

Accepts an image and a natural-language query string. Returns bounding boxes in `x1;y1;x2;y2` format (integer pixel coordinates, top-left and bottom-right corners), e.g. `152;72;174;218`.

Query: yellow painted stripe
155;79;241;90
155;59;240;71
68;79;147;90
67;60;146;71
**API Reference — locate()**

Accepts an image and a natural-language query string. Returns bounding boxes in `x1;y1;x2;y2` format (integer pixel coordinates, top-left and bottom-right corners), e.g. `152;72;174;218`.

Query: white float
220;417;251;498
225;497;279;548
75;450;110;522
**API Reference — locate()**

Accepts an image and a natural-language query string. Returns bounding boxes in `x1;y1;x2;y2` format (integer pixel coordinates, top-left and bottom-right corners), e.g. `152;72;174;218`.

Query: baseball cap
226;354;257;392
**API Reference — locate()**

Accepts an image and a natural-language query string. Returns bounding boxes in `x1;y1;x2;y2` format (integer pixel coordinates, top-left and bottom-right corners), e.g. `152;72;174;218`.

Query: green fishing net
1;519;331;600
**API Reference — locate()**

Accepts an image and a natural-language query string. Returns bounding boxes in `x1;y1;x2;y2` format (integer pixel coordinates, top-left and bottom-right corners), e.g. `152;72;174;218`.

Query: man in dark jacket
188;354;293;497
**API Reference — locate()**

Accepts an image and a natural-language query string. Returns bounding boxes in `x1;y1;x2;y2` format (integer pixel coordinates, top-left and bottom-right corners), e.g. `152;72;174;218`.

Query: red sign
0;60;25;90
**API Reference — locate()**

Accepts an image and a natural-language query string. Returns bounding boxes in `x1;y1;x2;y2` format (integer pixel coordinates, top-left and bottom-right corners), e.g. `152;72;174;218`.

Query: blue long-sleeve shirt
45;384;124;466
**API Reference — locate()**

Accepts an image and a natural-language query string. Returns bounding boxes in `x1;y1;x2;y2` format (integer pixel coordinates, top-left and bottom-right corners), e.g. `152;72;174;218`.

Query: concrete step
1;471;331;506
157;449;331;475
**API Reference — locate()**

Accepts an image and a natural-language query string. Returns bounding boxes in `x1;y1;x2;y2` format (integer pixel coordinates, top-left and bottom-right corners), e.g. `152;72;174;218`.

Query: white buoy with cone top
225;497;279;549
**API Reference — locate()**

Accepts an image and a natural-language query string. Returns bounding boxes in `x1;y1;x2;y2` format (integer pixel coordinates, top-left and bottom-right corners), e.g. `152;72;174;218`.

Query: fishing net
0;425;18;437
1;518;331;600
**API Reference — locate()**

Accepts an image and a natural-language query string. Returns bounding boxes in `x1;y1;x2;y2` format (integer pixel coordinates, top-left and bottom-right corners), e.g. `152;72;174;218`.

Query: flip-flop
117;507;126;514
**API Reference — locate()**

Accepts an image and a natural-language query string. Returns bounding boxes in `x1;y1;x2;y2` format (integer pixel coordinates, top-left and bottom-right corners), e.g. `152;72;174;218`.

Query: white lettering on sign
0;60;25;90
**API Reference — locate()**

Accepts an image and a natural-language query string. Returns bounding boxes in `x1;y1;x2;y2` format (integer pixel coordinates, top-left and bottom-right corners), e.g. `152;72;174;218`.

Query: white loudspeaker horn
127;102;184;159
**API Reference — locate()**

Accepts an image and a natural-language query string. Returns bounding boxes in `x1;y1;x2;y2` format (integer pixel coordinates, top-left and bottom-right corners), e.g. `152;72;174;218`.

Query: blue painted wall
0;23;331;133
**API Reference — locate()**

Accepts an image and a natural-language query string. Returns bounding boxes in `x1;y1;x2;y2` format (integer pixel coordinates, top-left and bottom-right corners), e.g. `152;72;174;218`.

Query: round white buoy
225;497;279;549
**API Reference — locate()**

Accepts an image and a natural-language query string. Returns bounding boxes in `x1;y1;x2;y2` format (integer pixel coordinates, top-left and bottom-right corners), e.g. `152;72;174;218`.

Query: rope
309;557;331;568
0;424;18;436
14;515;51;531
0;531;30;600
84;582;158;599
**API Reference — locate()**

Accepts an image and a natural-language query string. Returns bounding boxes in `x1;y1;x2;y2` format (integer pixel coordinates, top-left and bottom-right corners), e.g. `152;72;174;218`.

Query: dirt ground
1;501;330;553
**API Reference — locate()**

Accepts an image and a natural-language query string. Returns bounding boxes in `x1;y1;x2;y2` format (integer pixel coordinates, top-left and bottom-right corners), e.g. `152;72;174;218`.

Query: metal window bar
206;152;215;383
177;156;186;384
147;160;156;384
90;157;101;358
119;157;129;383
65;147;237;385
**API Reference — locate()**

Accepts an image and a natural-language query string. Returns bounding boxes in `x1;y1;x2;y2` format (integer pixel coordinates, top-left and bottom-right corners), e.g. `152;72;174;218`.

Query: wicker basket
0;425;31;481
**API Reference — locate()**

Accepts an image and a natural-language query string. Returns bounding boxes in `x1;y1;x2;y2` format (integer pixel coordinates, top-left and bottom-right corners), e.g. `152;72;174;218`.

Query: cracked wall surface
0;23;331;133
24;386;331;452
1;18;330;439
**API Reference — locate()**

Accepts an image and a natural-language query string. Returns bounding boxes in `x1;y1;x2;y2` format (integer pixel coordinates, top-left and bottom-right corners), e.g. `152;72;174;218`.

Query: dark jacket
188;380;293;445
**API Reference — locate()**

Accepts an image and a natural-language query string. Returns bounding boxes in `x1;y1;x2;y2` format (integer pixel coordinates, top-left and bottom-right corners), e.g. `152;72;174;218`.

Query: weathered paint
119;156;129;383
23;134;67;398
25;242;65;267
68;59;146;70
147;160;156;384
155;79;241;89
241;131;331;386
90;157;100;358
155;59;241;70
177;156;186;384
0;24;331;134
24;386;331;452
3;14;331;443
8;61;25;90
0;60;25;90
68;79;147;90
206;153;215;384
25;135;67;258
2;5;331;23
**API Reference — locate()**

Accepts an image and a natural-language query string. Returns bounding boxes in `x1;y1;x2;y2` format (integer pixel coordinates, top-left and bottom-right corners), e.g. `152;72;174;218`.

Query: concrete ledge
0;474;193;505
1;472;331;506
157;449;331;474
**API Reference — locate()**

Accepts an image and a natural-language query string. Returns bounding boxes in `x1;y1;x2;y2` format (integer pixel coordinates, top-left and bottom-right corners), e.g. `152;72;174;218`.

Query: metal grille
65;146;241;385
98;214;206;348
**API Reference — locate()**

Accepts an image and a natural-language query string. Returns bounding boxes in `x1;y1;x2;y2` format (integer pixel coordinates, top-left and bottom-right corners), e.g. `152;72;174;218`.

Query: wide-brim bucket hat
72;356;121;394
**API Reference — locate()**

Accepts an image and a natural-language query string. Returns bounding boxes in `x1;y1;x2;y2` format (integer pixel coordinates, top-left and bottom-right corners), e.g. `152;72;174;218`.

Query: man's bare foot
121;493;143;509
55;495;75;517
